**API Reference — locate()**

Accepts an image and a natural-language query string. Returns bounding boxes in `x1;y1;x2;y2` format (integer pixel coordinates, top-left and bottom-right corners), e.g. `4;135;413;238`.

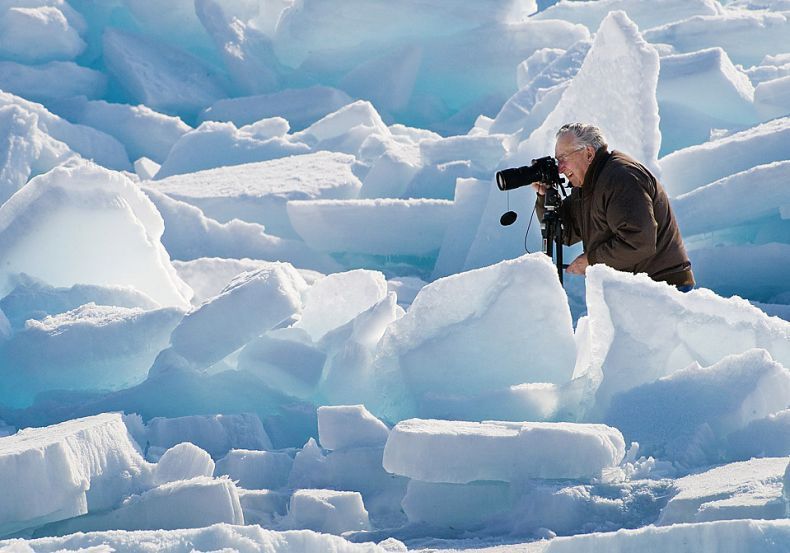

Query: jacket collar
581;147;611;192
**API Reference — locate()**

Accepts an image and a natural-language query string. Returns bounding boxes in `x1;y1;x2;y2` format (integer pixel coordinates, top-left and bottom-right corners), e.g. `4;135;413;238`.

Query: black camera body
495;156;562;191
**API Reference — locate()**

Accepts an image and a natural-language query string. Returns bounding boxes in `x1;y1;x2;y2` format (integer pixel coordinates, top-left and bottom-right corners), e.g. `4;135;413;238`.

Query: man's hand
531;181;548;196
566;253;589;275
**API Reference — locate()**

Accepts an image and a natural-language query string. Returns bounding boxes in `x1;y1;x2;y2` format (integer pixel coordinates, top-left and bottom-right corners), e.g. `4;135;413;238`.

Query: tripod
541;183;569;284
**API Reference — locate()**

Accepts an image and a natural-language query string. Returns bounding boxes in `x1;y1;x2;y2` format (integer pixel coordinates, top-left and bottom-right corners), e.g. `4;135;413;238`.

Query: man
533;123;694;289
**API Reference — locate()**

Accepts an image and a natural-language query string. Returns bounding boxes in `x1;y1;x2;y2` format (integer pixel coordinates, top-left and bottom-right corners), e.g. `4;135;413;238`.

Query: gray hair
556;123;607;150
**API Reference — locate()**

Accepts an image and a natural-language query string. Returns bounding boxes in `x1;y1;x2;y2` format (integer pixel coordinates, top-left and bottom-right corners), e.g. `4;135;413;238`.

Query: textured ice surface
658;457;789;525
153;442;215;485
380;254;576;411
583;265;790;416
605;349;790;466
102;28;226;118
43;476;244;534
0;4;86;64
168;265;304;368
0;413;149;536
383;419;625;484
727;409;790;460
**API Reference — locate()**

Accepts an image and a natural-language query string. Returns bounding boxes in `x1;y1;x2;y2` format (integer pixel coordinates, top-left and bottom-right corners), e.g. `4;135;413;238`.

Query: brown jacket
538;148;694;286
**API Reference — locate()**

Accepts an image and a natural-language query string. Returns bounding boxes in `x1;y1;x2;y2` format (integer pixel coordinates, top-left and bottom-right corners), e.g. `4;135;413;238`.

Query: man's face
555;134;594;188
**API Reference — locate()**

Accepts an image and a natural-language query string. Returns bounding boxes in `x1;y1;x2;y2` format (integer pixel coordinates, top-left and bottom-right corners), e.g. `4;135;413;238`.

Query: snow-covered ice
1;0;790;550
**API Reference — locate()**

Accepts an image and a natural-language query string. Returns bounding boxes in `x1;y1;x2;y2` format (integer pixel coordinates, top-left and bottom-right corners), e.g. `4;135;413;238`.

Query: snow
1;0;790;549
0;5;85;64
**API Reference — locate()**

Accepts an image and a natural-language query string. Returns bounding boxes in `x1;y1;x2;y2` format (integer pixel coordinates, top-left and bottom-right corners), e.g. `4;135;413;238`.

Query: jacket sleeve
535;189;583;246
586;168;658;269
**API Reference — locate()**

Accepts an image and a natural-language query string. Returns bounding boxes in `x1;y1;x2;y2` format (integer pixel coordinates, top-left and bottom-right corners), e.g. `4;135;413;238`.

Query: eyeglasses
555;146;586;165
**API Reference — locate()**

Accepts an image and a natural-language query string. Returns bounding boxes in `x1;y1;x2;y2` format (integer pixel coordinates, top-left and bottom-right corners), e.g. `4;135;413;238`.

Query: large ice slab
659;116;790;196
644;10;790;67
383;419;625;484
0;61;106;103
687;243;790;305
317;405;389;451
296;269;388;342
0;303;184;408
155;119;310;178
657;48;757;154
0;160;191;307
152;151;362;238
673;161;790;237
380;254;576;404
0;413;149;537
51;98;191;164
658;457;789;525
0;274;159;330
42;476;244;534
102;28;226;118
582;265;790;416
200;86;354;130
144;188;340;274
168;264;304;368
287;198;454;256
605;349;790;466
171;258;323;306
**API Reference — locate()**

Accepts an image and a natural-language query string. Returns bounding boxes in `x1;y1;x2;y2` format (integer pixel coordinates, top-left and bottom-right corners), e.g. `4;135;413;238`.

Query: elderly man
533;123;694;289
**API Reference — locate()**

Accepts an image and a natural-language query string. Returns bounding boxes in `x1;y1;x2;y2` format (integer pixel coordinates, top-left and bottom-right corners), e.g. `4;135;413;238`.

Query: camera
495;156;562;191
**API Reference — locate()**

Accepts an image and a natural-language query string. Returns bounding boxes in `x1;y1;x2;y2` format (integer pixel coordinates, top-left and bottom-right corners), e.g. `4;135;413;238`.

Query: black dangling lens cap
500;211;517;226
